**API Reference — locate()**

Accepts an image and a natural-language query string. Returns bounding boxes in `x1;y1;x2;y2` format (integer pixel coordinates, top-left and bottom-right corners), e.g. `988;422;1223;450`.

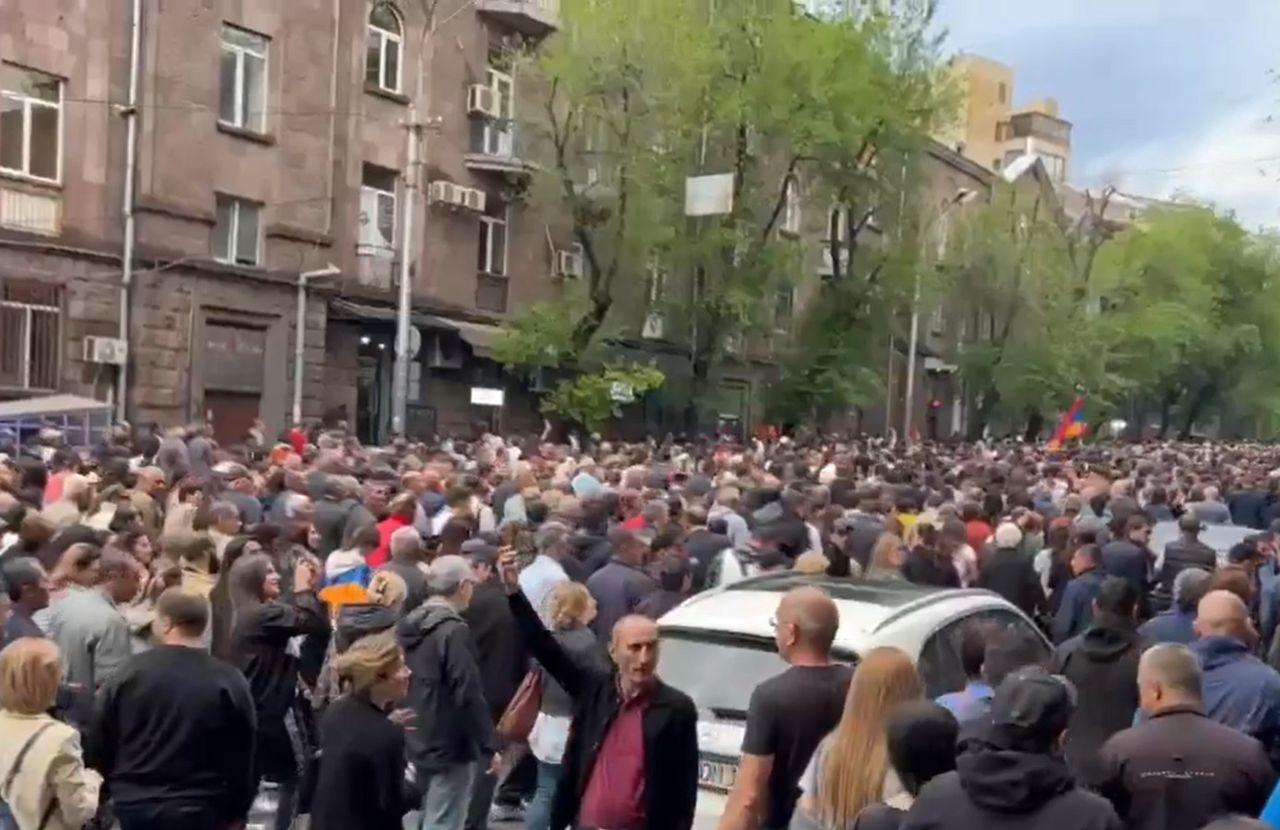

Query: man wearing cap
1151;513;1217;613
586;526;658;638
901;668;1122;830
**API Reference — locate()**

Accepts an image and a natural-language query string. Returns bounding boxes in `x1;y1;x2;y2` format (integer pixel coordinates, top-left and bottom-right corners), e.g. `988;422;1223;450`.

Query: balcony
477;0;560;37
466;121;539;178
476;273;509;313
1007;111;1071;147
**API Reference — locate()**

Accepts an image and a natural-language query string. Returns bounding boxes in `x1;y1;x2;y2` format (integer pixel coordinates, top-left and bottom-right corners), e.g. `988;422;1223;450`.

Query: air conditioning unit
83;336;128;366
425;332;464;369
467;85;499;118
641;312;665;340
556;247;583;278
461;187;486;213
428;180;460;207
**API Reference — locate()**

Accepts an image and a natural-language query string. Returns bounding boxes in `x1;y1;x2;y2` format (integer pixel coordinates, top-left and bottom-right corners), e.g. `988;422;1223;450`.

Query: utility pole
391;107;422;437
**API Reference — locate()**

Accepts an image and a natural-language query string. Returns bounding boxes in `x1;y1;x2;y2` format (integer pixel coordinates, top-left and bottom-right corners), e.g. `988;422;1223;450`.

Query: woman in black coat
310;635;413;830
227;551;328;830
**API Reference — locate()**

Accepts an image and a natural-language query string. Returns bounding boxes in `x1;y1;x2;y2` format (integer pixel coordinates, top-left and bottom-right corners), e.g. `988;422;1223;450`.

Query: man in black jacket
1051;577;1143;786
901;668;1122;830
976;523;1046;620
1096;643;1276;830
1100;514;1155;617
498;549;699;830
87;589;257;830
398;555;502;830
1151;514;1216;613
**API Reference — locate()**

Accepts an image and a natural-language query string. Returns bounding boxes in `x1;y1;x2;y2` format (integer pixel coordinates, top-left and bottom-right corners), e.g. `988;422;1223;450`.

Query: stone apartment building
0;0;563;445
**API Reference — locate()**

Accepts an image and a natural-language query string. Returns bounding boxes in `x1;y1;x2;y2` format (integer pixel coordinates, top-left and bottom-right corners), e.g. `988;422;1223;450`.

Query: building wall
942;54;1013;174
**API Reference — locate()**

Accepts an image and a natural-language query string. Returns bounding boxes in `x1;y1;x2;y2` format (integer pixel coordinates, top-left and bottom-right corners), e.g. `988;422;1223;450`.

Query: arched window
367;4;403;94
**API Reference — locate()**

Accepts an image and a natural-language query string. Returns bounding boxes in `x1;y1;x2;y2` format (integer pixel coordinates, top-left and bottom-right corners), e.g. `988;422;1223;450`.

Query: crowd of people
3;421;1280;830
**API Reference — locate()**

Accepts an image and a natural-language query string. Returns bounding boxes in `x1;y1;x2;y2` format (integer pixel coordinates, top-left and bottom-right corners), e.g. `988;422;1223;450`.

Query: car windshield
657;628;855;720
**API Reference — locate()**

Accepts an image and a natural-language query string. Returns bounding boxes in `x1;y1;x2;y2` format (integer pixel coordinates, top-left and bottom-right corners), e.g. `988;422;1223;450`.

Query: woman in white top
791;647;924;830
0;637;101;830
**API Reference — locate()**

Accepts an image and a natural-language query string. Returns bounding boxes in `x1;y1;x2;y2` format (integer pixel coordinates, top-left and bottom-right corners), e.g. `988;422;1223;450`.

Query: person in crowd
162;480;204;538
1;556;50;646
721;587;850;830
1095;643;1274;830
44;547;138;692
1052;576;1144;784
790;647;924;830
901;520;961;589
525;582;610;830
310;636;414;830
313;569;406;712
1099;513;1155;617
710;487;751;550
864;532;908;582
1152;513;1217;613
977;523;1046;620
499;549;698;830
206;500;242;561
847;702;959;830
129;466;167;539
460;540;530;829
1192;590;1280;762
1053;543;1107;643
398;555;502;830
42;473;93;531
218;463;265;528
1188;486;1234;526
208;536;263;660
87;588;258;830
0;638;101;830
900;668;1122;830
518;521;573;619
935;621;996;722
1141;567;1214;645
636;556;692;620
380;525;430;614
585;525;658;637
1032;519;1074;612
960;503;992;555
1143;486;1175;524
313;476;375;559
682;507;731;591
227;551;327;830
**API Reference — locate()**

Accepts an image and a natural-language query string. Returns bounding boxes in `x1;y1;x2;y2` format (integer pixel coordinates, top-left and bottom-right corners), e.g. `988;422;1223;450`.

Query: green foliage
541;363;666;432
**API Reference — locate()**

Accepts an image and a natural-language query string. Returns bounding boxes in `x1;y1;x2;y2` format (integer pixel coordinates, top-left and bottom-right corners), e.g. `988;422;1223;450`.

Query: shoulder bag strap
1;721;57;798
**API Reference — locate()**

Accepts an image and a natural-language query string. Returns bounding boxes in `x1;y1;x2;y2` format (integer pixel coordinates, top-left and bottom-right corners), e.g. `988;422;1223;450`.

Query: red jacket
368;514;411;569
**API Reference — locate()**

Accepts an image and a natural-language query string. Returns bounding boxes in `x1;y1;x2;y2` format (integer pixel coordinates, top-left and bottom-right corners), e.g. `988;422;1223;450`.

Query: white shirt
519;555;569;621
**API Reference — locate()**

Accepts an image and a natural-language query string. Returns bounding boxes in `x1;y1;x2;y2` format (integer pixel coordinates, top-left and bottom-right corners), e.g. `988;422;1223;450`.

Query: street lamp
294;264;340;425
902;187;976;444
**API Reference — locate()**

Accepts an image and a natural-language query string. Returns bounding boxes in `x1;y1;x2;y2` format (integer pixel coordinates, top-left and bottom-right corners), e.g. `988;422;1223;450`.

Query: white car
656;572;1051;829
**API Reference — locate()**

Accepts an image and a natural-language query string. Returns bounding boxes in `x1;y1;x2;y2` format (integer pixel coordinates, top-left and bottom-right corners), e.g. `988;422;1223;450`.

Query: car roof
658;573;1019;653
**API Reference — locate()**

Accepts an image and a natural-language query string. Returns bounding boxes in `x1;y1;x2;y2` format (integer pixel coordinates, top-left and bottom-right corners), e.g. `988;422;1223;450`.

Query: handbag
0;722;58;830
497;668;543;743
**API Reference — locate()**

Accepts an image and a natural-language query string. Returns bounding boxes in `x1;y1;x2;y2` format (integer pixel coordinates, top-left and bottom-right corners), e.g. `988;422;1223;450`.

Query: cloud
1081;100;1280;229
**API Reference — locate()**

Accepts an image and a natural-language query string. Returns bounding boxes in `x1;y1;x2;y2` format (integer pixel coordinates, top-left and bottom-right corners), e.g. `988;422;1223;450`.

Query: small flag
1047;395;1086;451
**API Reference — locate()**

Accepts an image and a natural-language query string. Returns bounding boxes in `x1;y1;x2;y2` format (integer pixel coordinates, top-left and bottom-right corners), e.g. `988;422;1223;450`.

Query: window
359;165;397;257
219;25;269;133
213;195;261;266
0;279;60;392
997;82;1007;104
477;209;507;276
366;4;403;94
827;204;849;245
773;288;794;331
781;178;801;235
918;610;1048;699
0;64;62;182
478;67;515;157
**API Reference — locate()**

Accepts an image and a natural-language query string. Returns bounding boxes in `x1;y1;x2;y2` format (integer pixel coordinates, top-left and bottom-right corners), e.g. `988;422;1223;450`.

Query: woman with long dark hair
227;551;328;830
901;520;961;588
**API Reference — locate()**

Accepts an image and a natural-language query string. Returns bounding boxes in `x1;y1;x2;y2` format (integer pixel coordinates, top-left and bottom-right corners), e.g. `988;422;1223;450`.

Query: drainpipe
117;0;143;423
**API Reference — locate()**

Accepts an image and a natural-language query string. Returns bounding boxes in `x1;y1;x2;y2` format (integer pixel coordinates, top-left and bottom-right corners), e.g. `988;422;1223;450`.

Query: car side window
918;619;967;698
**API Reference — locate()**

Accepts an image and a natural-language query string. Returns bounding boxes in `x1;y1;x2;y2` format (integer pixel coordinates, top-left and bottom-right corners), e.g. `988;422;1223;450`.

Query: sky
934;0;1280;228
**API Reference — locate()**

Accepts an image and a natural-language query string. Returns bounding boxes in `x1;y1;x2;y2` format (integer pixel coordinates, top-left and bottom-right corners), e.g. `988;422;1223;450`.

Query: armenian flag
1047;395;1086;451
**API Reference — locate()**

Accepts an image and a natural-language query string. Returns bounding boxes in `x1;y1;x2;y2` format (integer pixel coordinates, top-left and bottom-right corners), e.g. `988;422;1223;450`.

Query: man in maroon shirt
499;550;699;830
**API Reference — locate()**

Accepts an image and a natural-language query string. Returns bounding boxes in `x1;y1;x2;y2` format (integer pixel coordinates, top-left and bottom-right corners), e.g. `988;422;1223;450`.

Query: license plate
698;755;739;793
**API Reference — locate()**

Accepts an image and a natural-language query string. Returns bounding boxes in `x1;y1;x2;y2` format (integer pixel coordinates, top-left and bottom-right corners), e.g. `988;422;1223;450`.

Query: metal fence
0;283;61;392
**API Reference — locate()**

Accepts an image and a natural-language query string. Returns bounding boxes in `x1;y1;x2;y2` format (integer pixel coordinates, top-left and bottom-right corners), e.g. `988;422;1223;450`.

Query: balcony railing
476;0;560;36
466;121;539;177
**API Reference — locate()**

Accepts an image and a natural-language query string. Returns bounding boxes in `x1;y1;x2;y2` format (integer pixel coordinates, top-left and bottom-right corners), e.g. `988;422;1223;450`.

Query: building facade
0;0;561;445
940;53;1072;184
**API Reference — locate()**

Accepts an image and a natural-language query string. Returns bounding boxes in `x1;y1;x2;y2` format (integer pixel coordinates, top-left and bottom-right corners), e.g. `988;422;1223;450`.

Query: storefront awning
329;299;449;330
423;315;505;359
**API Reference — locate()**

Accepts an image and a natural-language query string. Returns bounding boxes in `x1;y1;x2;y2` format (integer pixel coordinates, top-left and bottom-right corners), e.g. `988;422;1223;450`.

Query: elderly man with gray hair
398;555;502;830
518;521;573;619
1140;567;1213;645
1095;643;1275;830
380;525;429;613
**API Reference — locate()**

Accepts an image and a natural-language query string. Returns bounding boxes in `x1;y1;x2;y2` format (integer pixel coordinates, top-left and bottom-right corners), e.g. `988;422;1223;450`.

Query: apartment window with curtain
0;64;62;183
359;165;397;257
366;4;403;94
781;178;802;236
476;205;509;312
219;25;269;133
